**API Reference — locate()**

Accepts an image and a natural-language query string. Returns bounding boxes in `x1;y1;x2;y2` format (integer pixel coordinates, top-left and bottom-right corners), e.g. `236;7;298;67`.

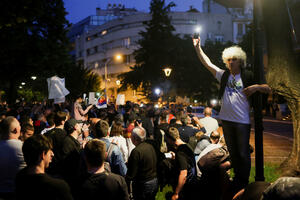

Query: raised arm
193;37;220;77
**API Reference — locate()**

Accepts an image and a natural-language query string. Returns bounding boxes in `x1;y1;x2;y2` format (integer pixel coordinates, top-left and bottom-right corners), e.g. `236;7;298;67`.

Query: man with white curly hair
193;37;271;192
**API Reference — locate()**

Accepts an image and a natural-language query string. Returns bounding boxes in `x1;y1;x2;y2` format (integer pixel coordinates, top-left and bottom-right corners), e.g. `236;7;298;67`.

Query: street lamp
31;76;37;80
104;54;122;101
163;67;172;77
21;82;25;86
195;26;202;34
154;88;161;96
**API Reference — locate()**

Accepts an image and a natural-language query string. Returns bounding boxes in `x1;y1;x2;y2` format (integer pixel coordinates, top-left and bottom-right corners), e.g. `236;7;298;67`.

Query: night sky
64;0;203;24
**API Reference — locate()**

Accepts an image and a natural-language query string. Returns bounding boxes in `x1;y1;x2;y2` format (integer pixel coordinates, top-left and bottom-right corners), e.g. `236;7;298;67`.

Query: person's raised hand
192;35;201;49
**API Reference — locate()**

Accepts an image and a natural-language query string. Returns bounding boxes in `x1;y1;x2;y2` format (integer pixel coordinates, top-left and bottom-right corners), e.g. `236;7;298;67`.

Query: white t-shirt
215;68;250;124
109;136;129;163
199;116;219;136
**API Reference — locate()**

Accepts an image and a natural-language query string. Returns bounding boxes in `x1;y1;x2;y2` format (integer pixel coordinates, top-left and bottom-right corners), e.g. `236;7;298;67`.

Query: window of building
237;23;243;35
101;30;107;35
217;21;222;31
86;49;90;56
122;37;130;48
215;35;224;42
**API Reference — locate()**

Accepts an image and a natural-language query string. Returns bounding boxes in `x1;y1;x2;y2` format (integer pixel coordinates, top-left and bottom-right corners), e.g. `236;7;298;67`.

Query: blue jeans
133;178;158;200
222;120;251;189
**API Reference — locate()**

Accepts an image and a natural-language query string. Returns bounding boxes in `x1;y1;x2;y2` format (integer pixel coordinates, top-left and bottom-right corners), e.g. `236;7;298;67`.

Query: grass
156;164;281;200
249;164;280;183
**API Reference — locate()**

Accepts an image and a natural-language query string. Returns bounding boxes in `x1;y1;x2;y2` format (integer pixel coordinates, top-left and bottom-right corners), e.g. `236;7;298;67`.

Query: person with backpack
94;120;127;176
193;36;271;192
80;139;129;200
165;127;198;200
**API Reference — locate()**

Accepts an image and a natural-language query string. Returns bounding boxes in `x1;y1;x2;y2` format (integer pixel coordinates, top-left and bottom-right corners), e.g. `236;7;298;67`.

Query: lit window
101;30;107;35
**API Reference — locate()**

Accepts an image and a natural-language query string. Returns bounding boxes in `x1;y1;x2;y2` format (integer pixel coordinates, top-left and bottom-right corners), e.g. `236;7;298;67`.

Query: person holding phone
192;36;271;192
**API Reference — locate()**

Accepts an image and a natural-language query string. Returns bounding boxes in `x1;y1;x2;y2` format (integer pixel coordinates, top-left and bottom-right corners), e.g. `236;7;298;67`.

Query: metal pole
253;0;265;181
104;58;111;102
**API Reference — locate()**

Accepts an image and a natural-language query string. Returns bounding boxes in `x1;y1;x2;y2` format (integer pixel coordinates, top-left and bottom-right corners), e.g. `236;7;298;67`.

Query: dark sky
64;0;203;24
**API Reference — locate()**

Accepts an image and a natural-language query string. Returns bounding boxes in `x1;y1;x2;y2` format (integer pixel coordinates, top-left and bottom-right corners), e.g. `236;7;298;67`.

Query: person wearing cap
165;127;197;200
61;118;83;196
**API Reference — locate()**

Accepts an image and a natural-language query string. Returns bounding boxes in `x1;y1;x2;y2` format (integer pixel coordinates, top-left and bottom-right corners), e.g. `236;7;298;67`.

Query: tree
262;0;300;174
120;0;176;99
0;0;101;103
0;0;72;103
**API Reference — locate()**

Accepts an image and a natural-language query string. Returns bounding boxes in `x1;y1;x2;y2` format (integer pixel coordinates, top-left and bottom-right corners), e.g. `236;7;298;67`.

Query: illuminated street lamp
195;26;202;34
163;67;172;77
104;54;122;100
31;76;37;80
21;82;25;86
154;88;161;96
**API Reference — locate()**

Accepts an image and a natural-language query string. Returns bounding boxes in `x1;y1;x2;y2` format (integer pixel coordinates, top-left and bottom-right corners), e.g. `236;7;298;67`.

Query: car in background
191;106;219;119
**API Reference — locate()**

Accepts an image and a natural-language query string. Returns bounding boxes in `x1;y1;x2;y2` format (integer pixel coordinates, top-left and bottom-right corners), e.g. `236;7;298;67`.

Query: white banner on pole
116;94;125;105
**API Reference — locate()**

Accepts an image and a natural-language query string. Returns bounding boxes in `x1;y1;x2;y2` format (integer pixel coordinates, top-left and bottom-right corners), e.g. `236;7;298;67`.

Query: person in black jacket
80;139;129;200
15;134;73;200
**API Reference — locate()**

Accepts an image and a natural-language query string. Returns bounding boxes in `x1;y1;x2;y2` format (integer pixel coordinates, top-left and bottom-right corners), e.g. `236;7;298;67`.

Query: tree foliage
120;0;176;99
0;0;101;103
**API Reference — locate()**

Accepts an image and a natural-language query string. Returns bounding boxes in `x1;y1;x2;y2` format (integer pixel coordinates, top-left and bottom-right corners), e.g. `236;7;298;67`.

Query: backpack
197;145;230;173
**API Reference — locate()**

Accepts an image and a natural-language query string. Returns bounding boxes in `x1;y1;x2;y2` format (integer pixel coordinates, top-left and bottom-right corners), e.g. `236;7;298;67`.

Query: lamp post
103;54;122;102
163;67;172;105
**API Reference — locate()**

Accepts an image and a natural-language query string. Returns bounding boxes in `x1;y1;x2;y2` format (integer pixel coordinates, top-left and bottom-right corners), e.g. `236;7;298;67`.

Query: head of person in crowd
147;107;155;118
203;107;212;117
169;118;177;126
165;127;181;147
20;115;33;127
180;113;191;126
110;122;124;137
0;111;6;123
186;106;193;114
222;46;246;72
84;139;106;170
0;116;21;140
130;127;146;146
20;123;34;141
89;118;101;134
175;110;184;123
22;134;53;169
94;120;109;138
210;131;220;144
128;114;136;125
46;112;55;128
64;118;82;136
195;130;205;140
75;94;83;103
113;113;124;125
54;111;67;127
139;107;147;118
133;104;140;114
159;110;168;124
97;109;108;121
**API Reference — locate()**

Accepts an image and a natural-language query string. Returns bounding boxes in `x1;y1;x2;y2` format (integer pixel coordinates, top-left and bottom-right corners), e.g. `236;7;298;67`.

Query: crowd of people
0;37;299;200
